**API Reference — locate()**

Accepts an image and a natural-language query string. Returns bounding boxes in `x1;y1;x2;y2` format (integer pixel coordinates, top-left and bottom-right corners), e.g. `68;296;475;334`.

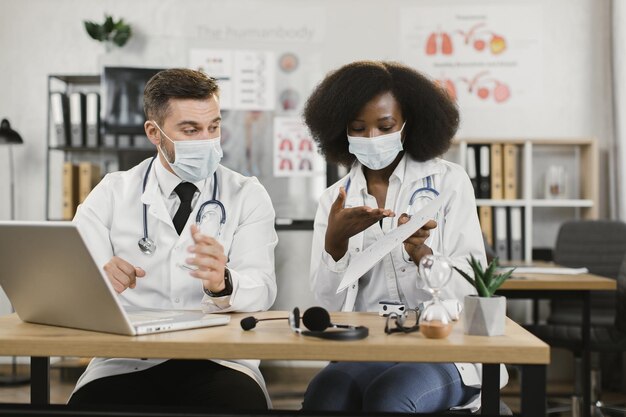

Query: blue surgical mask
347;123;405;170
153;121;223;183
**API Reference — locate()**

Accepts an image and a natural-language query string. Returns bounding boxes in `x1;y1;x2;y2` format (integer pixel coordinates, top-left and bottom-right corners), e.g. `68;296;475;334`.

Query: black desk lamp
0;118;29;385
0;119;23;221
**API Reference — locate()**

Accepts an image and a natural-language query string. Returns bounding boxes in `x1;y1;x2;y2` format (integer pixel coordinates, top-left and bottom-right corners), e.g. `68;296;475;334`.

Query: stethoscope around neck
343;175;439;214
138;156;226;255
344;174;440;263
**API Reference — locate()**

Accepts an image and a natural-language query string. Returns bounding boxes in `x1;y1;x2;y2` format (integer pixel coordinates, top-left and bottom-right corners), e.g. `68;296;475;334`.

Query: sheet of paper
506;266;589;275
336;191;450;294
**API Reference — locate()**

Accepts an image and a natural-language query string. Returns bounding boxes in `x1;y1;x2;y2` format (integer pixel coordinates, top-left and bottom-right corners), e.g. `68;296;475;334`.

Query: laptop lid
0;221;229;335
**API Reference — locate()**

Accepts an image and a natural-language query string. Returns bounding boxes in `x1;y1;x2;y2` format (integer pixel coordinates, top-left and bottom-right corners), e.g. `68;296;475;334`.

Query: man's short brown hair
143;68;220;124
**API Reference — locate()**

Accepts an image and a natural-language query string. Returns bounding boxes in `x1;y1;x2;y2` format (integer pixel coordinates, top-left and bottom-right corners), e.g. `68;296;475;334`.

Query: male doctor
69;68;277;409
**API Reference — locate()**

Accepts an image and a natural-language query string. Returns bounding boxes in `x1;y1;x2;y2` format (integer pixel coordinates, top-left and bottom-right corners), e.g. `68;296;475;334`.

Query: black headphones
240;307;368;341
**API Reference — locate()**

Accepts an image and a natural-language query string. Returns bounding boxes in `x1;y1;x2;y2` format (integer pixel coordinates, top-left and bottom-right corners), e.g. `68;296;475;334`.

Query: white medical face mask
347;122;405;170
153;121;223;183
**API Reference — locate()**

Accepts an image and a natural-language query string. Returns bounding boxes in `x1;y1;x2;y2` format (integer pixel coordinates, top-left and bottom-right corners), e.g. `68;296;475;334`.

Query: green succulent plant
454;255;514;297
84;15;132;48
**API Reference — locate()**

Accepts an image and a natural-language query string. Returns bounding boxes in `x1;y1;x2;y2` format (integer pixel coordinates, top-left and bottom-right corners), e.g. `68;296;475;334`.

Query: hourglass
418;255;454;339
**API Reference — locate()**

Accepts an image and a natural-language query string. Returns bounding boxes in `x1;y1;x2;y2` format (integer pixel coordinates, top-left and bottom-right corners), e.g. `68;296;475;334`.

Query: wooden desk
500;272;616;291
498;269;616;417
0;312;548;416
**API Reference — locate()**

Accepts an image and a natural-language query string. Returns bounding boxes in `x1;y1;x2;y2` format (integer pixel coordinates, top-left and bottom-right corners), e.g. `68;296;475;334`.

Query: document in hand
336;191;451;294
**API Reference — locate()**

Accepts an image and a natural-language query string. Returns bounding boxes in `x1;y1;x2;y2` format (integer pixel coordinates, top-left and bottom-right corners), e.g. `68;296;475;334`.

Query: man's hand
399;214;437;264
103;256;146;293
187;224;228;293
325;186;395;261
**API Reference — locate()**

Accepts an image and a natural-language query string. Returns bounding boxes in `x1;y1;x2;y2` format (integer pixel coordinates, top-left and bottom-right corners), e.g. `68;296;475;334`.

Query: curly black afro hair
303;61;459;167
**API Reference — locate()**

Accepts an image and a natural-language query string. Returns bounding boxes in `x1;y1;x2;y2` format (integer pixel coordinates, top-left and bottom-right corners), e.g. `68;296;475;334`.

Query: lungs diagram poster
400;5;542;108
274;116;324;177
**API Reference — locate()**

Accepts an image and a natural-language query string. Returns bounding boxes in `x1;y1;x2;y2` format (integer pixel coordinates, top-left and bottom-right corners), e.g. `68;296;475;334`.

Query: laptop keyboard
126;310;184;325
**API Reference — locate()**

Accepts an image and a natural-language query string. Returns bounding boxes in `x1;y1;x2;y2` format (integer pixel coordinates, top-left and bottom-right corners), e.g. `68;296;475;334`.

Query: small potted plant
84;14;132;52
454;256;514;336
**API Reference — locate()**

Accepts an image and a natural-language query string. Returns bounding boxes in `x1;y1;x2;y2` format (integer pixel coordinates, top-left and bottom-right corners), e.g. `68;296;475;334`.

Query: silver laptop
0;221;230;335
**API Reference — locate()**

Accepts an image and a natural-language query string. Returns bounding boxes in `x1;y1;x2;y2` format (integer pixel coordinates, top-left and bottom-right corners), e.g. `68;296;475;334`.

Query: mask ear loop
151;120;177;168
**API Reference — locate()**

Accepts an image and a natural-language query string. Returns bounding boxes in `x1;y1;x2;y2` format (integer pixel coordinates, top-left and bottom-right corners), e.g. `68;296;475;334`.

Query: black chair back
554;220;626;279
550;220;626;325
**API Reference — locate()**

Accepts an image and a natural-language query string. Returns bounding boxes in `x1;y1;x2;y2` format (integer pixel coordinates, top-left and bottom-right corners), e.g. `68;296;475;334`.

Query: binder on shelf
62;162;79;220
132;135;150;149
478;206;493;248
503;144;518;199
466;145;478;198
85;92;101;147
50;92;70;147
494;206;509;261
69;92;87;147
117;135;132;148
490;143;503;199
102;133;116;148
78;162;102;204
509;206;524;261
477;145;491;198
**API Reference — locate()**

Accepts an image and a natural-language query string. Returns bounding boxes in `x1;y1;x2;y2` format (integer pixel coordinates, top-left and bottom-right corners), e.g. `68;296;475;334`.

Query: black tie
173;182;198;235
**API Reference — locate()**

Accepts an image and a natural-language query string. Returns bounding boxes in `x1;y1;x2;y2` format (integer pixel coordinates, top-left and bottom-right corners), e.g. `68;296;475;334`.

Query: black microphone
240;316;287;330
302;306;352;331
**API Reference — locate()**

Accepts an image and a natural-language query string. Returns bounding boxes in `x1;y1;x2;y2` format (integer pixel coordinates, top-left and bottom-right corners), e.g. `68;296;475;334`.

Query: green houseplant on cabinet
454;256;514;336
84;15;132;52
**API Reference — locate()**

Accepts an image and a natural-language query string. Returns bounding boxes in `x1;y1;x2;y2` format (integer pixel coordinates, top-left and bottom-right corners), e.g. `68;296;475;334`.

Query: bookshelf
448;138;599;262
45;74;155;220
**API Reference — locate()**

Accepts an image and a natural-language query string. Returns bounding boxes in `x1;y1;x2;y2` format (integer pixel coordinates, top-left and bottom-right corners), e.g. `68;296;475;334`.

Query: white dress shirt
310;155;507;412
71;157;278;406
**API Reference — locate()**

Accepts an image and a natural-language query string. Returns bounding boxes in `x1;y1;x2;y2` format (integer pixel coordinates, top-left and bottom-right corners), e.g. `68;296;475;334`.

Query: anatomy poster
189;49;276;111
274;117;324;177
400;5;542;108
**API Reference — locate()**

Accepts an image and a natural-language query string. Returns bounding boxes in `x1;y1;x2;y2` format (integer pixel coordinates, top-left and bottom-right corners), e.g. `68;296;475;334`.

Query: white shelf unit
450;138;599;262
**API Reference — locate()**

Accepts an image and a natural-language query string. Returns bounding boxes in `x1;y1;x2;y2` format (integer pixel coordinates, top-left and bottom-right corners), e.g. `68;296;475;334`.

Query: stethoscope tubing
342;172;440;265
343;175;439;213
139;156;225;254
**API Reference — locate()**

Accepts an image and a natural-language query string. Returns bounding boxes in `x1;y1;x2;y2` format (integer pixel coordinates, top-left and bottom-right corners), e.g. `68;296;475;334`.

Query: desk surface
500;271;616;291
0;312;549;365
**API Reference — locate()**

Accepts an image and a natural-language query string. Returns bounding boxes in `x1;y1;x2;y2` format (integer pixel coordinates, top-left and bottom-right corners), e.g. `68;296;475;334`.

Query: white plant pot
463;295;506;336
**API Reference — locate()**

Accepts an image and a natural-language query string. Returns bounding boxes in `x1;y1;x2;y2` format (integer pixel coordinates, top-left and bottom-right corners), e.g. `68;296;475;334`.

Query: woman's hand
325;187;395;261
399;214;437;264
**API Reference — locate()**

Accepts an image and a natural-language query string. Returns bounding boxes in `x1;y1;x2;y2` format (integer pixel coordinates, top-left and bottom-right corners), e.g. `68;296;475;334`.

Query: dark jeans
68;359;267;410
302;362;480;413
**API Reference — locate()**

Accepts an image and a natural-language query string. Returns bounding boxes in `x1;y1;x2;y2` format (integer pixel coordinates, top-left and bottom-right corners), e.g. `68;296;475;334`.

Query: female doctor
69;69;277;409
302;61;507;414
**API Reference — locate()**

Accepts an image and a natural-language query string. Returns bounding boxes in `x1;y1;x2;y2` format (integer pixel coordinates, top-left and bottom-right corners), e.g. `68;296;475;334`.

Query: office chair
548;220;626;328
593;256;626;415
527;221;626;416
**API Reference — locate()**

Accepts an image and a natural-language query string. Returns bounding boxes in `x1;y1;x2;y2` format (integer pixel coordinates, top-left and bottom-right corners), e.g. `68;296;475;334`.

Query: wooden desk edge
0;314;550;365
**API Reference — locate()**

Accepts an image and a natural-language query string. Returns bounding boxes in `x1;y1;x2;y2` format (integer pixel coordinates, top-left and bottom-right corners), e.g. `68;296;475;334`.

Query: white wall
0;0;615;315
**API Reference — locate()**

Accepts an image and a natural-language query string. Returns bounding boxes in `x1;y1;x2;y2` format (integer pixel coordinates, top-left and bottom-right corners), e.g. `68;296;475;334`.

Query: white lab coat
310;155;507;412
72;157;278;406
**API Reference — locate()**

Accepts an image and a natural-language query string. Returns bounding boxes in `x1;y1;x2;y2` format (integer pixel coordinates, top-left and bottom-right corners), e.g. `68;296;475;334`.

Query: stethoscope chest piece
138;237;156;255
